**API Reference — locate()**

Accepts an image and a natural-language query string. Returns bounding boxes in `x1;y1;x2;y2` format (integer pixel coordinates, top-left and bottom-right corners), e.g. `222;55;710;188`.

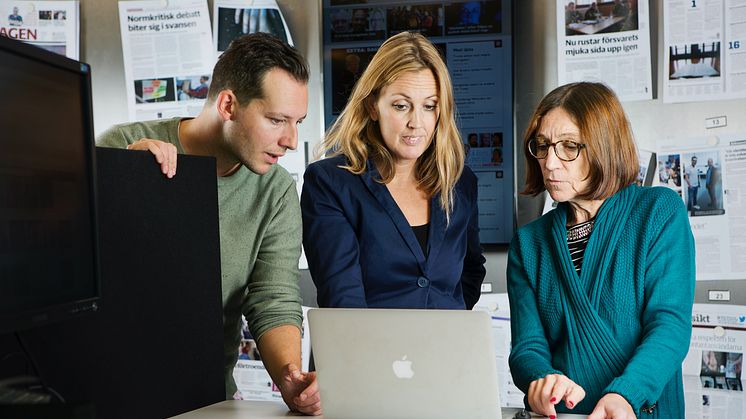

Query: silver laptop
309;308;501;419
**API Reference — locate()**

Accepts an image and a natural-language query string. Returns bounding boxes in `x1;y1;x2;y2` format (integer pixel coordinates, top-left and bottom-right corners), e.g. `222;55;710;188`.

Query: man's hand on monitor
127;138;177;178
280;363;322;416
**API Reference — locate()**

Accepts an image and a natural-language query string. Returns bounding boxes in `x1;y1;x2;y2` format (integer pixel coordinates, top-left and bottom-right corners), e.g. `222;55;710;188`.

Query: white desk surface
171;400;586;418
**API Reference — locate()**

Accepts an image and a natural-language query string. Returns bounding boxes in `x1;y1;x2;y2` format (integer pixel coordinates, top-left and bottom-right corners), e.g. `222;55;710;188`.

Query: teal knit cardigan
507;185;695;417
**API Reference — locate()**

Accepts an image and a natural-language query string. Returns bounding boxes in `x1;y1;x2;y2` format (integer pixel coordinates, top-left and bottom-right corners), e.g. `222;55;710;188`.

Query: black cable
13;331;66;403
13;332;40;379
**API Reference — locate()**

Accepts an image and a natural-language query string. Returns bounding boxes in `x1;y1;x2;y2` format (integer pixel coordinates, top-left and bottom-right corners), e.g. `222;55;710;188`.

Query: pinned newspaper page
657;133;746;281
213;0;293;52
233;306;312;401
637;149;655;186
556;0;652;101
118;0;213;122
683;304;746;417
473;293;524;408
663;0;746;103
0;0;79;59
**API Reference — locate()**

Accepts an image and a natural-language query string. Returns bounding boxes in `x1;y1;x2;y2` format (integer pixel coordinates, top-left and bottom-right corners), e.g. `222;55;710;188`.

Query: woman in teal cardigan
507;82;695;419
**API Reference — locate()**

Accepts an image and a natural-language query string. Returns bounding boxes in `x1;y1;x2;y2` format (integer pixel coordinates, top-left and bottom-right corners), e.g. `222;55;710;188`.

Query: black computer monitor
0;36;100;334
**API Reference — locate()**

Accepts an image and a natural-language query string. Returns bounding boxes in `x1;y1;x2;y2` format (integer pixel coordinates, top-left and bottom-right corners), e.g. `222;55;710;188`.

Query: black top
411;223;429;257
567;218;595;274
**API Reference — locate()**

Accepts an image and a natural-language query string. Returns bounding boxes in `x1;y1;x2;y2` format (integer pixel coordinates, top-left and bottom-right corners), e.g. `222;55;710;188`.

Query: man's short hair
208;32;309;105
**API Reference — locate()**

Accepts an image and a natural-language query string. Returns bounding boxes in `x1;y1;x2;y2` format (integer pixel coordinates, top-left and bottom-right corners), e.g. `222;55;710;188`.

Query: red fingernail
550;397;556;403
550;415;556;419
568;401;574;408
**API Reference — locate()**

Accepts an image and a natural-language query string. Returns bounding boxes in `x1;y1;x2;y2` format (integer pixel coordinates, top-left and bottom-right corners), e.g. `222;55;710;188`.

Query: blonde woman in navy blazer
301;32;486;309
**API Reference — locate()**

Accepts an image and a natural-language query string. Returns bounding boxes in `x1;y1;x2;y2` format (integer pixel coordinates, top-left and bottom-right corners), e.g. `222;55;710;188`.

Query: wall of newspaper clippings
0;0;79;59
116;0;309;268
684;304;746;417
557;0;653;101
7;0;746;413
117;0;213;121
554;1;746;286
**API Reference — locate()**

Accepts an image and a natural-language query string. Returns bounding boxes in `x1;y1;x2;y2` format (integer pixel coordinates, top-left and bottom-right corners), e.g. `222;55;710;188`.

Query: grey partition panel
21;148;225;418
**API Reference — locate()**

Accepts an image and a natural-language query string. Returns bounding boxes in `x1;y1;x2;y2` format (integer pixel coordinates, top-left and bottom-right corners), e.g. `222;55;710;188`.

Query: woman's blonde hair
317;31;464;220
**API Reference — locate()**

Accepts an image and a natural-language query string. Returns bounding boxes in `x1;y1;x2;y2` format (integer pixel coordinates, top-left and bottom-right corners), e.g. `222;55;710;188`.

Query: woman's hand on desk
527;374;585;419
587;393;634;419
279;363;322;416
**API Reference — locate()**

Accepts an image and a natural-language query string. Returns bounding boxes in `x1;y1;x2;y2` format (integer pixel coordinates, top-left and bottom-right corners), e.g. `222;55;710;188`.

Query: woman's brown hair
522;82;639;200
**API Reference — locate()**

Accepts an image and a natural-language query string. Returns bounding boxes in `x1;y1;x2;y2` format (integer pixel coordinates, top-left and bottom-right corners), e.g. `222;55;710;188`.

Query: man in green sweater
96;33;320;415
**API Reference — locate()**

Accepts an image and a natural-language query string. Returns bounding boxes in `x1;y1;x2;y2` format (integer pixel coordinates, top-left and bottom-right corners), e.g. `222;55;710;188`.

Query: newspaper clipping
233;307;312;401
0;0;79;59
657;133;746;281
213;0;293;53
556;0;652;101
663;0;746;103
684;304;746;417
117;0;213;121
473;293;525;408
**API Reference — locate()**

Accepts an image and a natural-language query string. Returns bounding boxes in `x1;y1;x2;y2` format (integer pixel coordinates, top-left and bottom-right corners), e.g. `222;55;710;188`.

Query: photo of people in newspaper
176;75;211;101
239;338;261;361
669;42;721;80
387;4;443;37
330;7;385;42
37;9;66;26
216;7;289;51
465;132;502;148
564;0;638;36
682;151;725;217
7;5;23;26
658;154;680;186
701;351;743;391
330;47;377;114
464;131;505;167
444;1;502;35
657;153;683;199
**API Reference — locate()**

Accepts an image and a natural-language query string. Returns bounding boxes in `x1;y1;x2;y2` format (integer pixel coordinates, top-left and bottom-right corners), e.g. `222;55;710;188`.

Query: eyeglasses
527;138;586;162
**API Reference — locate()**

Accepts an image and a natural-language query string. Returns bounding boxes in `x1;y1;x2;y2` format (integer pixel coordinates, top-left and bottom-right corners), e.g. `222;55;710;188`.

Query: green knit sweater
507;185;695;417
97;118;303;397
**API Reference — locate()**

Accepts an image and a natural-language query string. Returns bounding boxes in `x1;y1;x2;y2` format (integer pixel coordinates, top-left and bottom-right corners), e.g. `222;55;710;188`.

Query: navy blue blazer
301;155;486;309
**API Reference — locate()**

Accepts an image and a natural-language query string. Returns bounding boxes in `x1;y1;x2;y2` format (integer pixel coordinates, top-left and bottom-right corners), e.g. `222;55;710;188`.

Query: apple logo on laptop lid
392;356;414;379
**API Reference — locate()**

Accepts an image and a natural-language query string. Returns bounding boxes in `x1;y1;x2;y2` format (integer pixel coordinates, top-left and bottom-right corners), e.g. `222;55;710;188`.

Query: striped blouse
567;218;595;274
